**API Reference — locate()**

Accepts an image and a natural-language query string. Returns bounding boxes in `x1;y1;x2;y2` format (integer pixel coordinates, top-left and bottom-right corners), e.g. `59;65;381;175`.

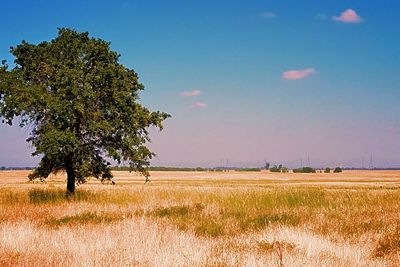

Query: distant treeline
111;166;209;172
2;165;400;172
111;166;262;172
343;167;400;170
0;166;34;170
0;165;263;172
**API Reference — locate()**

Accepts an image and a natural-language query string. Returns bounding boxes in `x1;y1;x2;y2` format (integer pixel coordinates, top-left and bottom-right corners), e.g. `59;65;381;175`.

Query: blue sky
1;0;400;168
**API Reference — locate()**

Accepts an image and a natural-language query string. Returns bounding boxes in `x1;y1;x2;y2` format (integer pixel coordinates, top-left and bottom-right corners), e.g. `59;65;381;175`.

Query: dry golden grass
1;170;400;266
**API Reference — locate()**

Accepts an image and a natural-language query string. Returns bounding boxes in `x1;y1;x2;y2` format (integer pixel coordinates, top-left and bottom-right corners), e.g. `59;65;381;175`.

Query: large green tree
0;28;170;193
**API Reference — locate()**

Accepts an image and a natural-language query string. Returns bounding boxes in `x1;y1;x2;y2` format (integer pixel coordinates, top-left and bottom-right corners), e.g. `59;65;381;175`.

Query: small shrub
324;167;331;173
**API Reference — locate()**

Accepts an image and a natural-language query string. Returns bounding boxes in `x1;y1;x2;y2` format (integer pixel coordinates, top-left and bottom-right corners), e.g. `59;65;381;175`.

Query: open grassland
1;170;400;266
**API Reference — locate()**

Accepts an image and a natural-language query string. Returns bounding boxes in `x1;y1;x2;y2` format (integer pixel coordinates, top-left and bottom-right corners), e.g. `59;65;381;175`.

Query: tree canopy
0;28;170;193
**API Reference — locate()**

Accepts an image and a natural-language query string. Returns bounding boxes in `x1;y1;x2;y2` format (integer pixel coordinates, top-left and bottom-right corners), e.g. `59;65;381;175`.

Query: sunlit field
1;170;400;266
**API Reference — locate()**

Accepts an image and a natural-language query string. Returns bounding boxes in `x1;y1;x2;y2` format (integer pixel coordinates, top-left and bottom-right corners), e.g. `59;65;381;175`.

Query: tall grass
2;187;400;241
44;212;124;228
1;172;400;265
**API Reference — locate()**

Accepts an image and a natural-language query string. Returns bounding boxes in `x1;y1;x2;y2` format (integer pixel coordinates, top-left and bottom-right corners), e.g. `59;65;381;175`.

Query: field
1;170;400;266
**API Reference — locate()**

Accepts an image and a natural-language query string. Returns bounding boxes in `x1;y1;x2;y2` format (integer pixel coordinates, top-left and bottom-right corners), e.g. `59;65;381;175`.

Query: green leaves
1;28;170;187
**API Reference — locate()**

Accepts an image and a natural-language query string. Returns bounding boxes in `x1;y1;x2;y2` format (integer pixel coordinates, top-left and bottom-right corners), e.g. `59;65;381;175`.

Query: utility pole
369;154;374;170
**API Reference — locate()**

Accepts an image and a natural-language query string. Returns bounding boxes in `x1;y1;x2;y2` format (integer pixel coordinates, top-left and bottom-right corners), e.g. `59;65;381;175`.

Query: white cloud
261;12;276;19
282;68;316;80
180;90;201;97
333;9;363;24
194;102;207;108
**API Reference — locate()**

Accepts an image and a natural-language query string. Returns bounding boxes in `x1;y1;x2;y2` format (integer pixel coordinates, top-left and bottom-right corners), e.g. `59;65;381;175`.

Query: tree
264;162;270;170
333;167;343;173
0;28;170;193
269;164;288;173
292;167;316;173
269;165;280;172
324;167;331;173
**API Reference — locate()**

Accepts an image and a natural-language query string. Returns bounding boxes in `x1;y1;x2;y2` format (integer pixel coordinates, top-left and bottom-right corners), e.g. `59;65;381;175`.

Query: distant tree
324;167;331;173
0;28;170;193
0;166;5;170
333;167;343;173
292;167;316;173
269;165;280;172
265;162;270;170
269;164;288;173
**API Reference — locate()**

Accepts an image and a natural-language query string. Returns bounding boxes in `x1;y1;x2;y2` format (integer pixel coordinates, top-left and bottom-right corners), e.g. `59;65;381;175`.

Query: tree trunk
66;162;75;194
